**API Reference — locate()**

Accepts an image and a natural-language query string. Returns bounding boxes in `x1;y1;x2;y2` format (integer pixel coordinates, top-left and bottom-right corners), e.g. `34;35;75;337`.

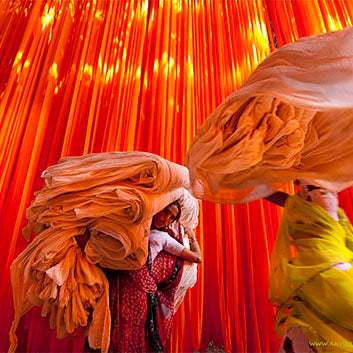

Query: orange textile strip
1;0;353;352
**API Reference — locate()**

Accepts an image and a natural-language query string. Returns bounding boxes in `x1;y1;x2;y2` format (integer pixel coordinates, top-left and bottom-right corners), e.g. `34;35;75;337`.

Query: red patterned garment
84;221;184;353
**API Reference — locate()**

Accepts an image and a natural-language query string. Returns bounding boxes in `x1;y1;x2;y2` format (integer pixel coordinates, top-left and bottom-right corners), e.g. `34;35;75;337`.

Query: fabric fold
269;195;353;351
185;27;353;203
10;151;199;353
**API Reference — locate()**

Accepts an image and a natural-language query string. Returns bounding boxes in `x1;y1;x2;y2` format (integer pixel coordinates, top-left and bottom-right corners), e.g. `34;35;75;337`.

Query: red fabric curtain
0;1;353;352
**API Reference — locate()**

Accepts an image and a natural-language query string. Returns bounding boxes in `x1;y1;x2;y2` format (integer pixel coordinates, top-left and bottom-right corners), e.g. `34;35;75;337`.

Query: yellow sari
269;195;353;352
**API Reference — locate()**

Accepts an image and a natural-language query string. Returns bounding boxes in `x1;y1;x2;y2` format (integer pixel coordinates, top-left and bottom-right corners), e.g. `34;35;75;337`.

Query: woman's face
298;182;338;211
151;204;179;230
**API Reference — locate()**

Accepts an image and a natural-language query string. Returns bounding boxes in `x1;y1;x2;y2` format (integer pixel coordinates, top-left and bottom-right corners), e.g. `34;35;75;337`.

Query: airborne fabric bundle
186;27;353;203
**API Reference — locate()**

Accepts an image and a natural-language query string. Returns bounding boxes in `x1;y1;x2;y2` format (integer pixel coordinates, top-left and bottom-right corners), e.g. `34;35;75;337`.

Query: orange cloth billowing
185;27;353;203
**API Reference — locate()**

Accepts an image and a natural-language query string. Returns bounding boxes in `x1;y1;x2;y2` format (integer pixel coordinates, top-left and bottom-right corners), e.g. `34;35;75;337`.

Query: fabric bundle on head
185;27;353;203
9;151;199;353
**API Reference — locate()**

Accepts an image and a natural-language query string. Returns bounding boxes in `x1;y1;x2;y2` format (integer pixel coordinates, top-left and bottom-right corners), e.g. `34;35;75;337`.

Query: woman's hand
181;228;202;263
184;228;196;241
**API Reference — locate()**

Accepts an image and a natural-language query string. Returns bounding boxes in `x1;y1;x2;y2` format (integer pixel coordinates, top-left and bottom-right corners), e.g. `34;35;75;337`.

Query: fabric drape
185;26;353;204
1;1;353;352
269;195;353;352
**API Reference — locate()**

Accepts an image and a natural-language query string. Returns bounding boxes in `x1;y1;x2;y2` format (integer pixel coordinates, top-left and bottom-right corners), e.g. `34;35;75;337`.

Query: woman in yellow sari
269;181;353;352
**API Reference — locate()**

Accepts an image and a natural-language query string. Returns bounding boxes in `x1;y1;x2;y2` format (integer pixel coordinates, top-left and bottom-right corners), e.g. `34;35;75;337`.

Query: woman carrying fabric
149;200;202;264
9;151;201;353
183;26;353;352
84;200;201;353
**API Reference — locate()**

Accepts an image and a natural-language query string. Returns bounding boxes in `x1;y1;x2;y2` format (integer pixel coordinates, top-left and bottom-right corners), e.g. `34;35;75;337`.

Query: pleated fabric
9;151;199;353
186;27;353;204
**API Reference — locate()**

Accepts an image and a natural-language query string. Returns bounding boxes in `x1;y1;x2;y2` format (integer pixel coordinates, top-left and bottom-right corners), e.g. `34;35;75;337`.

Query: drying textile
185;26;353;203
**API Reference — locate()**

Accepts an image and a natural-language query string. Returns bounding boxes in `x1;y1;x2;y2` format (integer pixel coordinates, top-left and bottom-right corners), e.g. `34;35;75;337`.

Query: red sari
85;222;184;353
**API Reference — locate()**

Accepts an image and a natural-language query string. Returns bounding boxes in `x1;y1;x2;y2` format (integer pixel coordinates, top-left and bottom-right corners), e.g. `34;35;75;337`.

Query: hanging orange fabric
1;1;353;352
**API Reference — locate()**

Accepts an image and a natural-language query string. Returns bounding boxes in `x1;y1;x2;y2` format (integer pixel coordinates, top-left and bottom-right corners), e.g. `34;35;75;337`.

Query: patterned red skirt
84;226;184;353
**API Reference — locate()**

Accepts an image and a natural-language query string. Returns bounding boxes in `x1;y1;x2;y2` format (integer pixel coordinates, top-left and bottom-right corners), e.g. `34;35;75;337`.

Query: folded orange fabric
10;151;199;353
186;27;353;203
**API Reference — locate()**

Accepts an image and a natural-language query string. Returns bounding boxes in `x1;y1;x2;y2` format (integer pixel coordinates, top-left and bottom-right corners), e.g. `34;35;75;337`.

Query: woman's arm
179;240;202;263
157;227;202;263
264;191;289;207
179;229;202;263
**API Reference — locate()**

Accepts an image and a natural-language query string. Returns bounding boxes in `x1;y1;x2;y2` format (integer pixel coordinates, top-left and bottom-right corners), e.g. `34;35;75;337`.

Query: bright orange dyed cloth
186;27;353;203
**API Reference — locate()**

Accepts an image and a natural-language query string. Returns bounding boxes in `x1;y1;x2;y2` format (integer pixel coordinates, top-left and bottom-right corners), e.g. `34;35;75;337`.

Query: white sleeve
163;235;185;257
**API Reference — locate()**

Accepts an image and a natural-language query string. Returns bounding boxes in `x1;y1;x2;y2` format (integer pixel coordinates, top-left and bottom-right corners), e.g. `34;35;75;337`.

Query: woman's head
151;200;181;230
295;179;339;220
295;179;337;202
